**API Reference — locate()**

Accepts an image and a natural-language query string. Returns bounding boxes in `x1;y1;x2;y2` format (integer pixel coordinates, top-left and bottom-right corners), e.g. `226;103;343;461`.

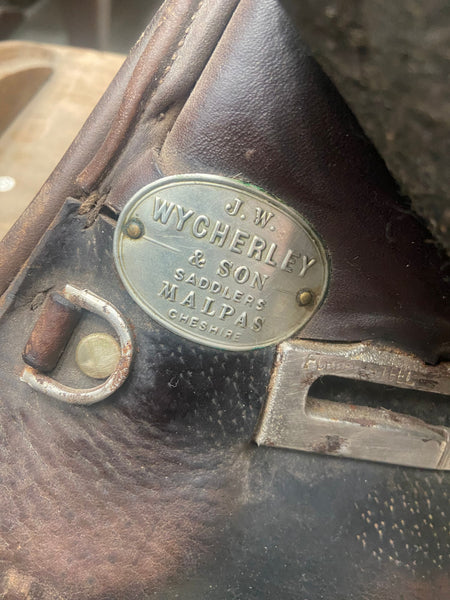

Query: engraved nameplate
114;175;329;351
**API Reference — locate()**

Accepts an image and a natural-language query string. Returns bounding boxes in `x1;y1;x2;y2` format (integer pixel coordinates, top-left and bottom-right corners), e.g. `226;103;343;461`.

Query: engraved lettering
217;260;269;290
256;299;266;310
209;220;230;246
116;176;328;351
264;243;277;266
225;197;243;216
252;316;265;332
153;196;176;223
254;207;274;228
229;229;250;254
303;357;318;370
218;304;235;320
235;312;248;328
201;297;216;316
180;291;196;309
159;281;178;301
188;249;206;268
175;205;194;230
281;250;299;273
250;272;269;291
217;259;233;278
166;308;243;340
247;235;267;260
234;266;250;284
299;256;316;277
192;215;210;238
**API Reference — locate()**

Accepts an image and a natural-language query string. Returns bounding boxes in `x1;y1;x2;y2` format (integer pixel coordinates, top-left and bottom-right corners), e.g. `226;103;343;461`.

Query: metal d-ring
21;284;133;405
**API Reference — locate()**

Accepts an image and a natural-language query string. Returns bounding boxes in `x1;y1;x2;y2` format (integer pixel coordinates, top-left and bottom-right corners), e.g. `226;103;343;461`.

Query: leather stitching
156;0;205;87
76;0;205;196
157;0;241;158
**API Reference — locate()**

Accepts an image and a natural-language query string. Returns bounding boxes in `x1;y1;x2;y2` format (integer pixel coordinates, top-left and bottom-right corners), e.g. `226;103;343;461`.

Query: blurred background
2;0;159;52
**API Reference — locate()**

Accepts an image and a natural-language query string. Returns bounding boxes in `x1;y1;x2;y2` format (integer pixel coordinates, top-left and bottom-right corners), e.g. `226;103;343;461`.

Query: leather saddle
0;1;448;598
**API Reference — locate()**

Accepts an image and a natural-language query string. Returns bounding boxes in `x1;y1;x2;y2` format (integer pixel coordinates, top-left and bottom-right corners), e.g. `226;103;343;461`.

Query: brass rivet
76;333;120;379
125;218;144;239
297;289;314;307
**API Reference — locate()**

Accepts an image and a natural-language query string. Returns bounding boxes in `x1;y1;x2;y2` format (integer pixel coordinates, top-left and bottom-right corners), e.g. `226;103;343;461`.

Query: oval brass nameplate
114;175;329;351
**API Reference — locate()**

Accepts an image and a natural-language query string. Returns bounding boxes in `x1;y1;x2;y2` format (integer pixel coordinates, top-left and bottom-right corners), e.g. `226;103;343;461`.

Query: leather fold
1;0;449;362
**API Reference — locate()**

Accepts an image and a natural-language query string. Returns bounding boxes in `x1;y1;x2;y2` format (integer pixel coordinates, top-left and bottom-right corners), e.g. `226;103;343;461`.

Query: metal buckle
254;340;450;470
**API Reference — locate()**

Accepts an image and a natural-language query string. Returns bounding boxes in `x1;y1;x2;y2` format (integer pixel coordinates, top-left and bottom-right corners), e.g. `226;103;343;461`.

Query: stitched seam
76;0;205;196
157;0;241;158
155;0;205;90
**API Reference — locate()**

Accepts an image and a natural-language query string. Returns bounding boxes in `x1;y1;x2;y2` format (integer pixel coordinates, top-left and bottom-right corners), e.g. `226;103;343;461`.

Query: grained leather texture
157;0;450;361
1;0;448;362
0;1;449;599
0;204;448;600
0;0;240;298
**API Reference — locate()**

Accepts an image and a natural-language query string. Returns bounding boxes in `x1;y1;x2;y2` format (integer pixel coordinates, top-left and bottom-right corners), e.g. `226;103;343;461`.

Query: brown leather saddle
0;1;448;598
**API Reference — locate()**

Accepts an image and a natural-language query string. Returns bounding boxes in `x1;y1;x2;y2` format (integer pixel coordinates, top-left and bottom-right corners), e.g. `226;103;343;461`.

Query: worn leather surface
2;0;449;361
0;204;448;599
157;0;450;361
280;0;450;255
0;0;449;598
0;0;240;298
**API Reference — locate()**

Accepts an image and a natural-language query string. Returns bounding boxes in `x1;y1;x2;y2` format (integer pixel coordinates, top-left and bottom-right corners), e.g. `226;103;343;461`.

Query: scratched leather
157;0;450;361
3;0;448;360
0;0;241;298
0;205;448;599
0;0;449;598
110;0;449;362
